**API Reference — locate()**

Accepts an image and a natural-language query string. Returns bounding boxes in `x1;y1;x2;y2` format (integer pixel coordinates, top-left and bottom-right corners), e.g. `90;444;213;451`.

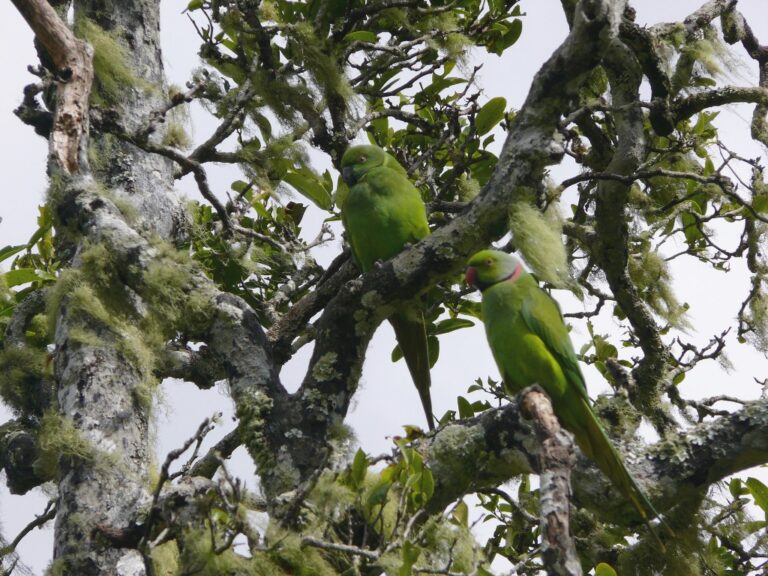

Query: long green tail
389;309;434;430
573;400;668;547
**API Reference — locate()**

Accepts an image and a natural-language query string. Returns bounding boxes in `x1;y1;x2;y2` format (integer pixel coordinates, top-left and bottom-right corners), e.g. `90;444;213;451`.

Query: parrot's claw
374;259;385;269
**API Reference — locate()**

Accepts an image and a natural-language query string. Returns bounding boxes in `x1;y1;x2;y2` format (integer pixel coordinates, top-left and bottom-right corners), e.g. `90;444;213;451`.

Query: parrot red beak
465;266;477;287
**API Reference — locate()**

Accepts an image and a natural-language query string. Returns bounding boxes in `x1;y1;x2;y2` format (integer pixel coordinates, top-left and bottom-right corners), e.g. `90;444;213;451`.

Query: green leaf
251;112;272;141
452;500;469;527
595;563;618;576
344;31;378;44
457;396;474;419
421;76;466;99
594;336;617;360
753;195;768;214
187;0;203;10
282;171;332;210
366;477;392;508
2;269;43;288
350;449;367;489
747;477;768;516
433;318;474;334
488;0;505;14
400;541;421;576
0;244;27;264
672;372;685;385
231;180;250;194
729;478;744;498
743;520;768;534
681;212;703;245
475;97;507;135
418;467;434;502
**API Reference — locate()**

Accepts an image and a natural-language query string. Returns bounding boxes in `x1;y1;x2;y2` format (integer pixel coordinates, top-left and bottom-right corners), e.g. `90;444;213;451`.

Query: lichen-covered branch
415;393;768;532
592;24;675;431
721;3;768;146
521;389;581;576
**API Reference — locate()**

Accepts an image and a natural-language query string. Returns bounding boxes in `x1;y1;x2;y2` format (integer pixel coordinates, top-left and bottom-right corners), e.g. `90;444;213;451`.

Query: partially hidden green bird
340;145;435;430
465;249;663;532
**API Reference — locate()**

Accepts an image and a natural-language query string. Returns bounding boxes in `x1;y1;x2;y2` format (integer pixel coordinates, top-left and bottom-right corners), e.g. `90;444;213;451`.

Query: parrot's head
340;145;386;185
465;250;524;291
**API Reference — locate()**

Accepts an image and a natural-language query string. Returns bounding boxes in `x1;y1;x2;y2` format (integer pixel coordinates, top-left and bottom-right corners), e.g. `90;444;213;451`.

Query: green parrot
465;249;662;529
340;144;435;430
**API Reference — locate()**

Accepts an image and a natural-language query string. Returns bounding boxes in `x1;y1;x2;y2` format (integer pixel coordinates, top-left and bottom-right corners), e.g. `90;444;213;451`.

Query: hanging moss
628;251;690;330
26;313;51;348
509;199;582;296
456;176;480;202
151;540;180;576
177;526;338;576
45;559;66;576
266;533;338;576
45;240;215;413
74;17;155;105
746;289;768;352
177;527;257;575
162;94;192;149
162;120;192;150
290;23;354;103
236;388;277;477
35;411;95;480
143;241;214;335
87;133;123;177
0;347;52;417
420;515;479;573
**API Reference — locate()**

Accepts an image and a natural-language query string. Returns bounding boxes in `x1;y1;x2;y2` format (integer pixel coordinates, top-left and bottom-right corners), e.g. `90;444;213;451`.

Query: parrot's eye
484;259;493;266
359;155;367;162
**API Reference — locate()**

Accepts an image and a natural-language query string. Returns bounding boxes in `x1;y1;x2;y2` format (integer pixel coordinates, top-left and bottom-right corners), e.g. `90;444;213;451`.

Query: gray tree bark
6;0;768;572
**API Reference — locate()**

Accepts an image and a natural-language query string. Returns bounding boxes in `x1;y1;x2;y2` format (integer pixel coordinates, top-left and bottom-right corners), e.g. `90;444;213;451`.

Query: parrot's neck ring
503;263;523;284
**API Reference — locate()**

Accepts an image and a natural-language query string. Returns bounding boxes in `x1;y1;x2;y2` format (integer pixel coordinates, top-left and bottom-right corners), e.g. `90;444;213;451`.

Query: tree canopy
3;0;768;574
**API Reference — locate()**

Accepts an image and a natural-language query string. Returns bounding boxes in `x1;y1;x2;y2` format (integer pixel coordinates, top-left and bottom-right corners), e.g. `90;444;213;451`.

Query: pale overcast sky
1;1;767;573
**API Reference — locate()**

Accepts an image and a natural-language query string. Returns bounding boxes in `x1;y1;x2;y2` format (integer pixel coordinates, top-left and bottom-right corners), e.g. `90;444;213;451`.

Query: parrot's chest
344;181;426;269
482;284;566;395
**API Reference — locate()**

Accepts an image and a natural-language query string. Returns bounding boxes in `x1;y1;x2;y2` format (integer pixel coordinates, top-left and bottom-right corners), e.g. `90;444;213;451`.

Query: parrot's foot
374;259;385;269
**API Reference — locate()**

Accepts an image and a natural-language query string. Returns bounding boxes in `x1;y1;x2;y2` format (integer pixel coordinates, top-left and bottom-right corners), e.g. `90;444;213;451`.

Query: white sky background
0;1;767;573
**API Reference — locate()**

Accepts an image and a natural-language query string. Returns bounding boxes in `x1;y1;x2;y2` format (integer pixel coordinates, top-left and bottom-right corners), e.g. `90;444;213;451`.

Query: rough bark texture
42;1;186;572
521;389;581;576
6;0;768;572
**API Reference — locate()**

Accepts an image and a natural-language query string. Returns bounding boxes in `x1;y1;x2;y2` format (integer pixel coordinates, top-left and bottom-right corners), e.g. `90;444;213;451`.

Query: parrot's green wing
520;284;666;543
344;165;429;271
341;155;434;430
520;286;590;403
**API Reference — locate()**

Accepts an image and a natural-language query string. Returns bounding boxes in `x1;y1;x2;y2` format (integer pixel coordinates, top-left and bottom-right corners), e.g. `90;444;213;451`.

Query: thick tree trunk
51;1;184;572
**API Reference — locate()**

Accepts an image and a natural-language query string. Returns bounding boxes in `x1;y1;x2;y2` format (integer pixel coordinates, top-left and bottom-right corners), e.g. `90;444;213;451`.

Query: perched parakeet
465;250;661;526
340;145;435;430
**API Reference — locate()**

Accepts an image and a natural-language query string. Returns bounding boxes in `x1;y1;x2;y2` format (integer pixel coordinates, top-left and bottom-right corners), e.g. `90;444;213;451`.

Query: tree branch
521;388;581;576
11;0;93;173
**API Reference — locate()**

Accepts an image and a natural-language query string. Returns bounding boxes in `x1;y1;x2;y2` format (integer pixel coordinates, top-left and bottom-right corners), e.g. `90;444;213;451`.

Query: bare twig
189;427;242;479
0;500;56;558
139;415;218;549
302;537;380;560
